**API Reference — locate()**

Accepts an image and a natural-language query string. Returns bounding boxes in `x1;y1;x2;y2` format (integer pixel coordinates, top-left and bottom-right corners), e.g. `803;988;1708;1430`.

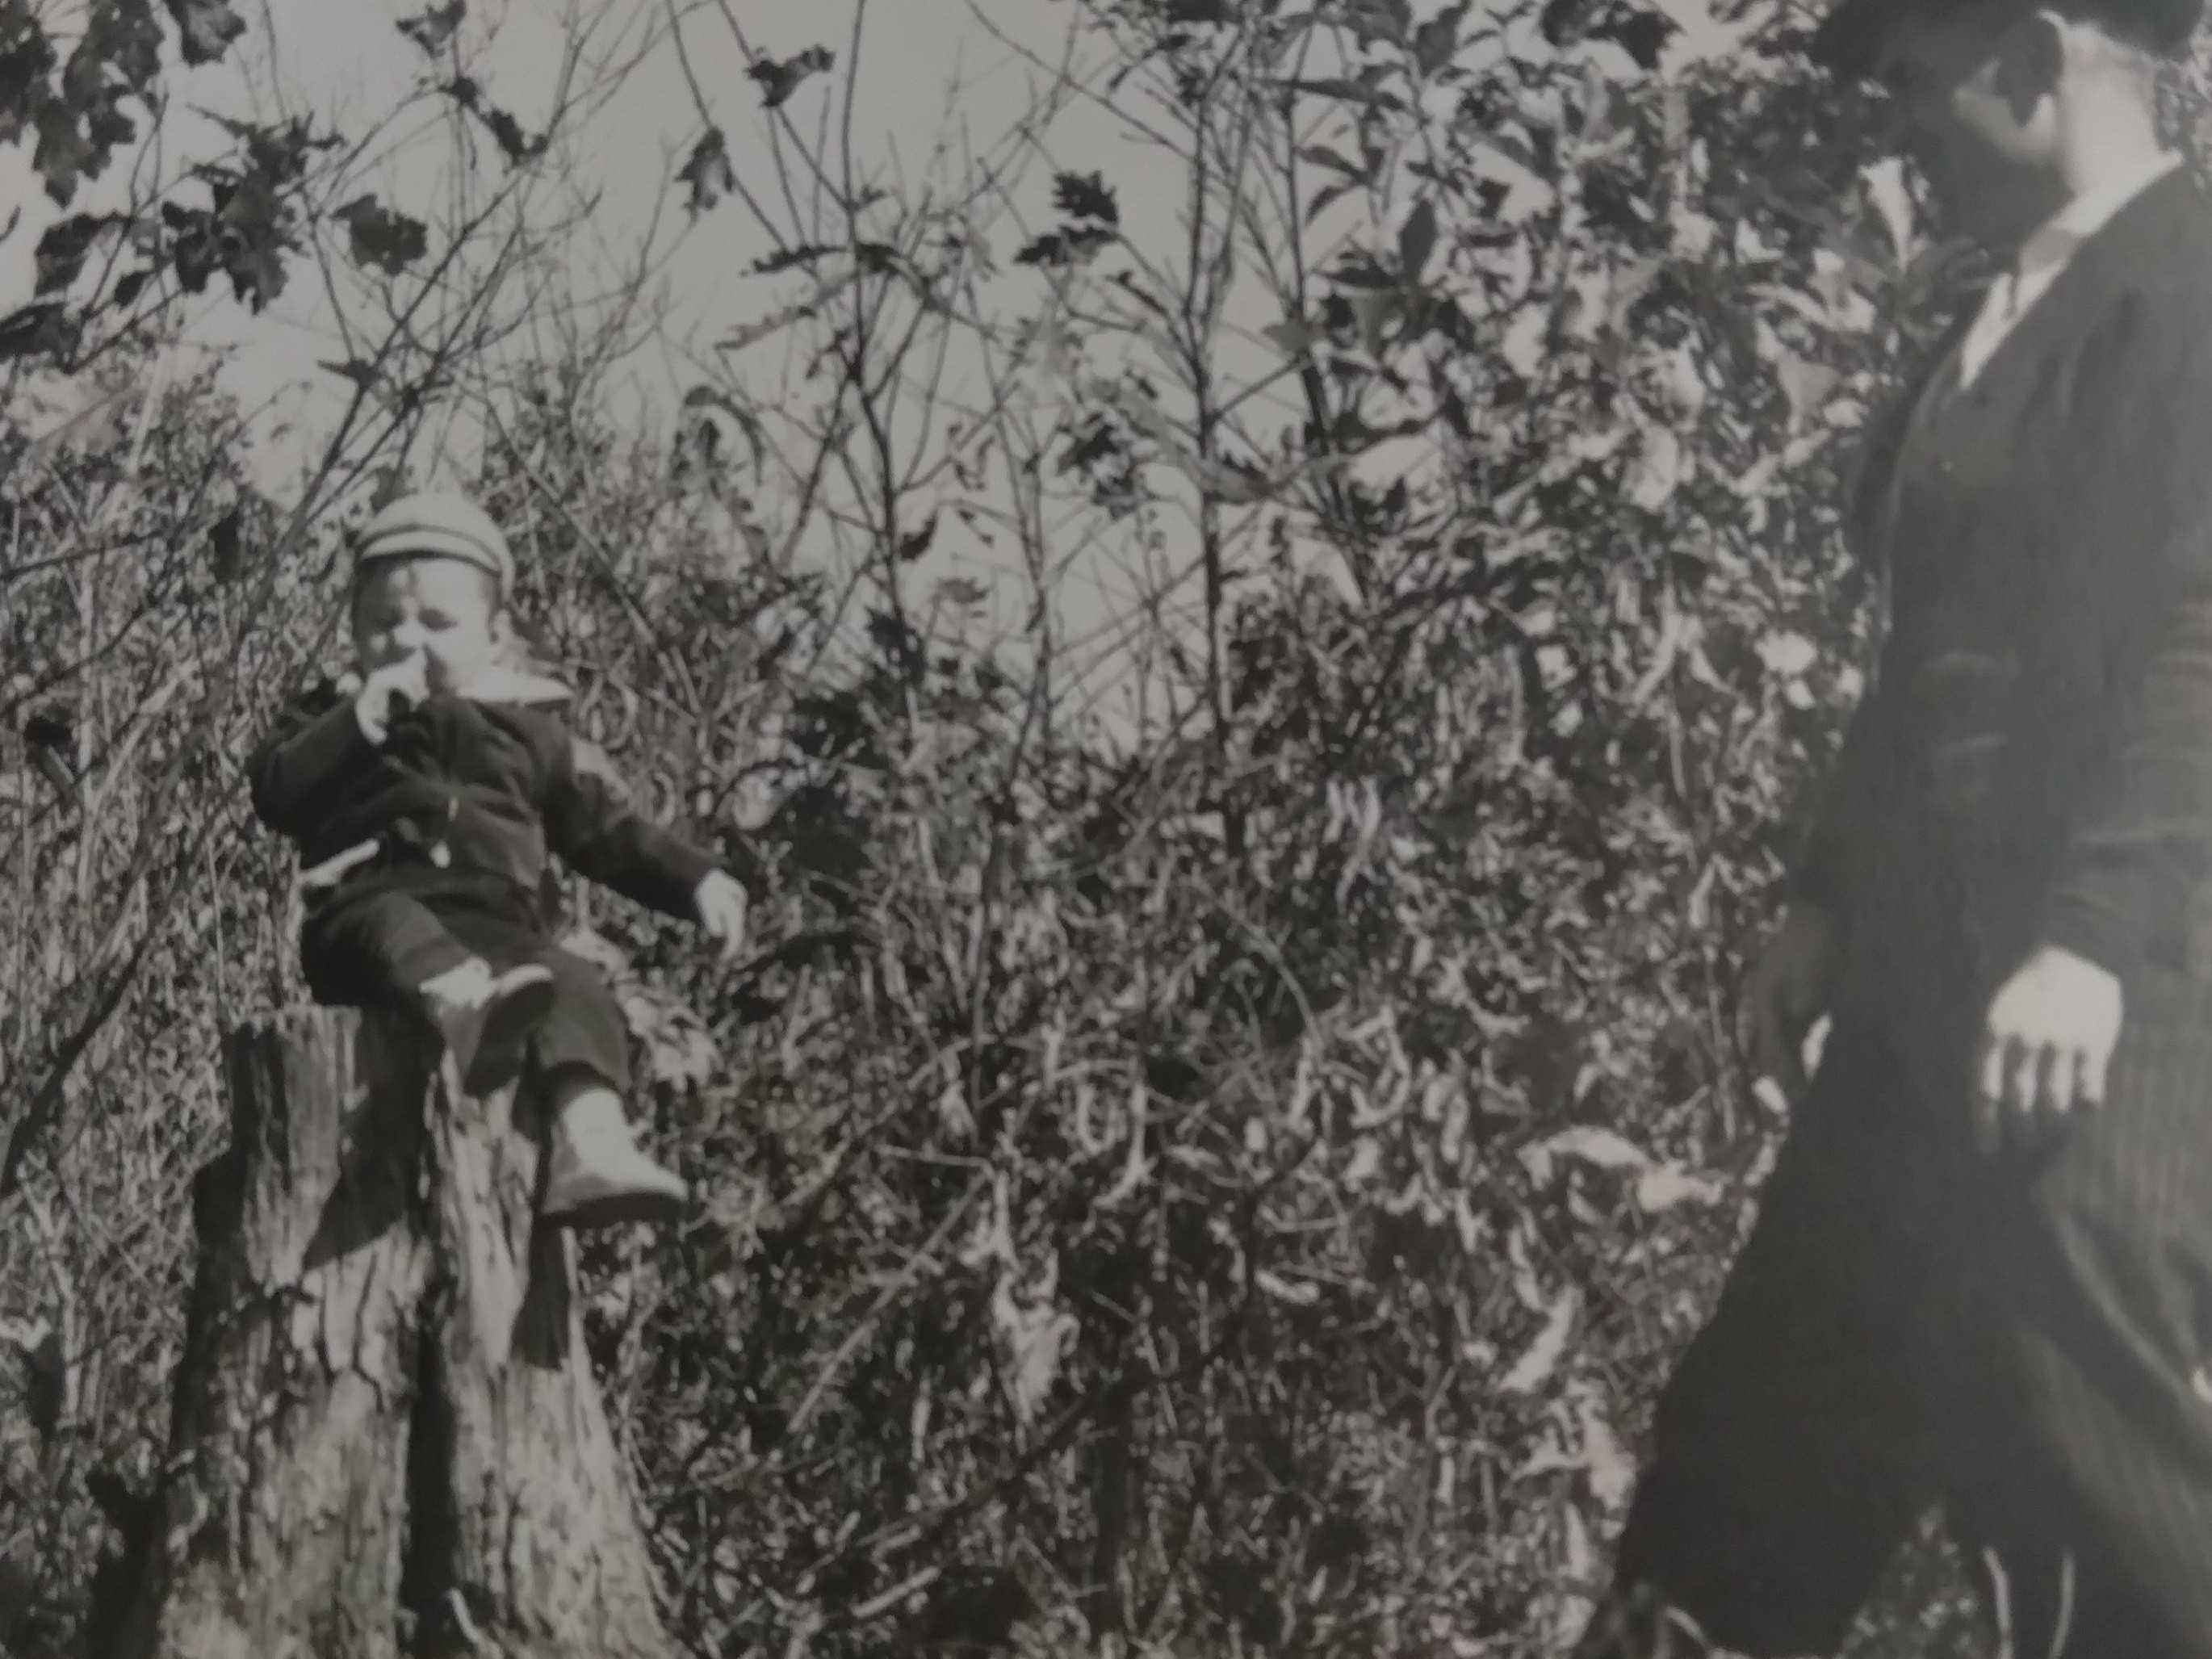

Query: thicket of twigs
7;1;2208;1653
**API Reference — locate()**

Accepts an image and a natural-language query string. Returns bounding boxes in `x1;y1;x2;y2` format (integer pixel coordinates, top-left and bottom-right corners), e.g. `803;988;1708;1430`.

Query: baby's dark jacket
248;680;730;920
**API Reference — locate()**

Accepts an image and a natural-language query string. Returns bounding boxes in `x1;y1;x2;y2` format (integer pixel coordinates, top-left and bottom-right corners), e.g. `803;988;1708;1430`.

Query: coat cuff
619;828;721;918
663;839;721;907
2041;893;2143;980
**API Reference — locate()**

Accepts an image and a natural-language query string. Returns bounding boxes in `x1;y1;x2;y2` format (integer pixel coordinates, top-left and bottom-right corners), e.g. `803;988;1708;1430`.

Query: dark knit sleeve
247;683;373;840
542;731;723;920
2040;285;2212;975
1787;676;1896;916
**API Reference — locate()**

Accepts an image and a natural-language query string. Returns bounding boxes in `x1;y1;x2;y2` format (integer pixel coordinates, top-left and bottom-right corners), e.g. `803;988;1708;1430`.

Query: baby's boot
540;1087;687;1229
419;959;556;1096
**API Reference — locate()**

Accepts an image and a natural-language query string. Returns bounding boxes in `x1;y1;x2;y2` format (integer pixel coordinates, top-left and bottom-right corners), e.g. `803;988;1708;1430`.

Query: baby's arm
247;682;375;838
542;732;740;921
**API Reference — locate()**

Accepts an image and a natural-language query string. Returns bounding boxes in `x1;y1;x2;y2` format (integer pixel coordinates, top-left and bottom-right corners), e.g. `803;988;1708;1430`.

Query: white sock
419;957;494;1013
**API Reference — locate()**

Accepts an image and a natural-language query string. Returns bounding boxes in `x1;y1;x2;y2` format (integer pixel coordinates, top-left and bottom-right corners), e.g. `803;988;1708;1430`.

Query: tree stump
120;1007;675;1659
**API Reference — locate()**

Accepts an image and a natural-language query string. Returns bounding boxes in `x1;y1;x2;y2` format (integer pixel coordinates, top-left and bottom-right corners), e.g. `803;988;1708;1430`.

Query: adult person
1577;0;2212;1652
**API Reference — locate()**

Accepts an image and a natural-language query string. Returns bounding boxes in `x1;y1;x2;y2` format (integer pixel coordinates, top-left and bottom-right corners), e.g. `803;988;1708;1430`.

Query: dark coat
248;678;723;922
1795;166;2212;1003
1687;166;2212;1649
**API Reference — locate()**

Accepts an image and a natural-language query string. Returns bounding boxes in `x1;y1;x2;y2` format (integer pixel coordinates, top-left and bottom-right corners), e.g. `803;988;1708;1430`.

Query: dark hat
1811;0;2203;79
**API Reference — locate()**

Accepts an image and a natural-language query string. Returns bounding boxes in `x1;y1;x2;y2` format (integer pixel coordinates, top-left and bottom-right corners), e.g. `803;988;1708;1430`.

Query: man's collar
2015;151;2184;278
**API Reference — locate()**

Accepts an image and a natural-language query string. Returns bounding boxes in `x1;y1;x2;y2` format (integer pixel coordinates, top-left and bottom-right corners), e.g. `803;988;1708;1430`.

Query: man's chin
1921;196;2005;253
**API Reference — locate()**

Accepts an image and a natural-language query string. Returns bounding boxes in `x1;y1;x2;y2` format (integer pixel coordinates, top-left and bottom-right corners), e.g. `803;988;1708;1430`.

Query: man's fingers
2079;1041;2112;1110
2009;1041;2046;1123
1984;1035;2094;1150
1975;1030;2007;1112
2040;1044;2078;1122
1972;951;2125;1151
1972;1031;2009;1154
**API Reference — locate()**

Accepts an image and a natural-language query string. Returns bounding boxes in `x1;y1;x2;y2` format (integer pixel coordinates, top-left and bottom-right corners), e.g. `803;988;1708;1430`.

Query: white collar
2014;152;2181;281
450;664;572;706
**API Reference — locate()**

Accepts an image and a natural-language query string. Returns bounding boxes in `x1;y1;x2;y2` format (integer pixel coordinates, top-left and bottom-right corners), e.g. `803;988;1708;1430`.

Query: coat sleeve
1783;369;1917;920
247;684;374;840
2039;290;2212;976
541;732;725;920
1787;676;1897;916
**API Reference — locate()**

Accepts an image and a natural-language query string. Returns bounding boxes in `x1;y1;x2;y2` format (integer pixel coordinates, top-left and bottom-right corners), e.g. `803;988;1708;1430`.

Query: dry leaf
993;1279;1078;1426
1862;156;1915;265
1501;305;1548;378
1528;1126;1649;1183
1263;316;1318;358
1634;1163;1722;1213
1774;351;1838;429
1499;1288;1578;1394
1626;426;1686;511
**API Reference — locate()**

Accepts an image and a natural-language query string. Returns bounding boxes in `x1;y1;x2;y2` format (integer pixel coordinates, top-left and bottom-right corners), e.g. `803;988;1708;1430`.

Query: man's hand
1737;904;1837;1106
693;869;750;963
352;655;428;745
1973;945;2123;1154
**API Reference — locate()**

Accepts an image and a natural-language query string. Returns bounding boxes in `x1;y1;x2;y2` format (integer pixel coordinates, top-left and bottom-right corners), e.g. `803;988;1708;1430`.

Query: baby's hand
693;869;750;962
353;655;429;744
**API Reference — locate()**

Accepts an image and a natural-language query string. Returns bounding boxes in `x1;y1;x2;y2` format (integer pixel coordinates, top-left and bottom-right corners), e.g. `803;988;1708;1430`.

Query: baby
248;491;752;1230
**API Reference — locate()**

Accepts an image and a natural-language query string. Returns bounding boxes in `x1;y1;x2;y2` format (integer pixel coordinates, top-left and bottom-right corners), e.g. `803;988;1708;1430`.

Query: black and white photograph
5;0;2212;1654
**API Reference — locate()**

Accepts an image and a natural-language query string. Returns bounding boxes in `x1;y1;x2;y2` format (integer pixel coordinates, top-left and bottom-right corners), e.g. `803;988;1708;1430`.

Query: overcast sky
2;2;1185;463
0;3;1388;725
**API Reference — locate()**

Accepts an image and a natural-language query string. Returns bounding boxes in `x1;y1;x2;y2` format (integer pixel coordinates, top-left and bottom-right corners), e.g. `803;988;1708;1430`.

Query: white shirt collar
1956;151;2184;391
2014;151;2182;282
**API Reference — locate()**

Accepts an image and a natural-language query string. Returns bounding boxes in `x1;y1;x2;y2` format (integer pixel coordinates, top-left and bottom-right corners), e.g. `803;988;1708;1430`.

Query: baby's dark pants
301;873;631;1094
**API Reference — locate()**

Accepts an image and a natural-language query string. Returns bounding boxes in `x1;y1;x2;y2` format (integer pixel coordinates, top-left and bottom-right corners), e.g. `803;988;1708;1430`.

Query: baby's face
350;556;507;694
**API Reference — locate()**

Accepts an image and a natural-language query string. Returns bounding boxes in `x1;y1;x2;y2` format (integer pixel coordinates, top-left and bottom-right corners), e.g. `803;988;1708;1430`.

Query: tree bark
405;1049;672;1657
124;1008;431;1659
120;1006;675;1659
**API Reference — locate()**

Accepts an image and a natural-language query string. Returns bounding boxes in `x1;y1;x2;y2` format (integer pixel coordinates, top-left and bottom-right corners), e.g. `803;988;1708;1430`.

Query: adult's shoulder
2069;180;2212;442
2153;165;2212;250
2108;170;2212;336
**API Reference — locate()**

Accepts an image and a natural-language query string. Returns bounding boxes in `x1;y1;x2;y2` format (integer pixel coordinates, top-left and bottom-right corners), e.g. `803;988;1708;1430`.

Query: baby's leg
537;1065;688;1229
302;889;553;1094
432;912;686;1230
302;887;477;1004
